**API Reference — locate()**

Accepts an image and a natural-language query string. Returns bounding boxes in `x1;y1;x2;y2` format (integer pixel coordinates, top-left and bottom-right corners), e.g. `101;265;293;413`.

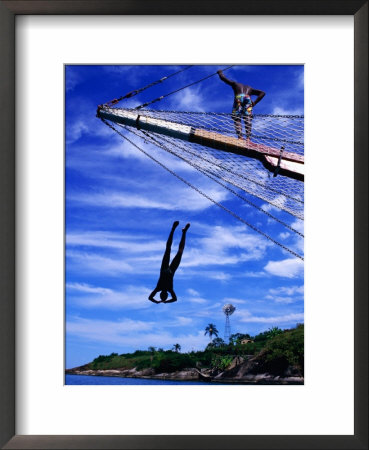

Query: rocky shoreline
66;363;304;385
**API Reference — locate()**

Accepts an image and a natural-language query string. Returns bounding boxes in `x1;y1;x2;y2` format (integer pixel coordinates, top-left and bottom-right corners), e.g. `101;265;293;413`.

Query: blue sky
65;65;304;369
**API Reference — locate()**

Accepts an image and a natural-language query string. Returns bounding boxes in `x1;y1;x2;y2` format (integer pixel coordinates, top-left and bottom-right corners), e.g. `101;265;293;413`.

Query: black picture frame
0;1;367;449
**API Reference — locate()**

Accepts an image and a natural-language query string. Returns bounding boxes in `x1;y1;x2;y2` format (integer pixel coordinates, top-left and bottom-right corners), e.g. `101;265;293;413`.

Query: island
66;324;304;385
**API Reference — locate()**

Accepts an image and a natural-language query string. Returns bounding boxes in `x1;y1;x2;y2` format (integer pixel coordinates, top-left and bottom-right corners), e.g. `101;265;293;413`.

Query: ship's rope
100;117;304;261
102;107;304;220
135;66;234;110
101;65;194;107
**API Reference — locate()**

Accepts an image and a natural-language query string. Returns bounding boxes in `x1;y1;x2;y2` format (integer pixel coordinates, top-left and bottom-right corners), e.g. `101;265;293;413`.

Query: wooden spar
190;129;304;181
98;108;304;181
98;108;193;140
190;128;303;163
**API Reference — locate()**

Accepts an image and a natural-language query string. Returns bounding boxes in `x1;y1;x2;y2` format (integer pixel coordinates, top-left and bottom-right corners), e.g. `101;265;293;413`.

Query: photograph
64;64;304;386
1;0;367;446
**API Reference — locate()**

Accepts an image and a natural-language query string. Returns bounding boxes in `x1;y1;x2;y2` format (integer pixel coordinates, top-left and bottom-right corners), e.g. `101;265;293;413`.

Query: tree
148;346;156;365
255;327;283;342
204;323;219;342
265;327;283;339
212;337;226;348
173;343;181;353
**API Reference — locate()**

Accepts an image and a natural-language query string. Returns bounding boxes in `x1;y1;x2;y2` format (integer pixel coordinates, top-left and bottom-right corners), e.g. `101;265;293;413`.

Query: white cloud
67;316;210;353
181;225;268;269
183;269;232;281
66;223;271;282
272;106;304;116
291;219;304;233
238;310;304;324
244;271;266;278
261;195;287;214
264;258;304;278
208;272;232;281
66;106;113;145
67;317;155;343
265;296;295;304
67;283;151;309
268;285;304;296
187;288;200;296
222;297;247;305
171;316;193;326
188;297;208;304
66;70;81;92
169;86;205;112
265;284;304;304
66;231;163;253
100;134;197;174
184;289;209;305
188;302;223;318
102;140;152;162
66;250;133;276
186;295;208;305
70;191;171;209
279;232;290;240
67;283;113;295
68;184;228;212
66;120;90;144
296;69;304;90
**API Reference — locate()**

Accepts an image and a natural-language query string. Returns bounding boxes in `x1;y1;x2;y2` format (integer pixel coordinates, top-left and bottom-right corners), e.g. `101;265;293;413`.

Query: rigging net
95;61;304;260
99;107;304;220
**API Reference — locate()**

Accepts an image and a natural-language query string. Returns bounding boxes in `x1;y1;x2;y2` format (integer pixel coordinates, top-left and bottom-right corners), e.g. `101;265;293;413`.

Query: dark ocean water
65;374;218;385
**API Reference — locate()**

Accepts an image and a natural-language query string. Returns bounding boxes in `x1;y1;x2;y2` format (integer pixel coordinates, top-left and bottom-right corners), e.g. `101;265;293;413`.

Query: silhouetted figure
149;221;190;304
217;70;265;140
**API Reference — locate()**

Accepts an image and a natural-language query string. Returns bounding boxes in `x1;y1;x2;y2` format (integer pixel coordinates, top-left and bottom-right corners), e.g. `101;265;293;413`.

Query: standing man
217;70;265;140
149;221;190;304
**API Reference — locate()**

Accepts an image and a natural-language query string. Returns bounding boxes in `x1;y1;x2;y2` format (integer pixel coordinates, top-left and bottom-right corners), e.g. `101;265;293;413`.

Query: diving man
149;221;190;304
217;69;265;140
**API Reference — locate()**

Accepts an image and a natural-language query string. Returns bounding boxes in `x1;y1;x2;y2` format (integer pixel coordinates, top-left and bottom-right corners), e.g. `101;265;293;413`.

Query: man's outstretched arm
251;88;265;107
148;288;161;303
163;290;177;303
217;70;234;86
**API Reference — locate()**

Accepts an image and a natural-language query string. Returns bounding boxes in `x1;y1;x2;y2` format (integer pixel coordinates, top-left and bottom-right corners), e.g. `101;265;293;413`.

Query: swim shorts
232;94;253;117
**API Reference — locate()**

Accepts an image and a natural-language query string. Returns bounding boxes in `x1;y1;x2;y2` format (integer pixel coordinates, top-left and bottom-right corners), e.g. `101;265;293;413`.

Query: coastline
65;367;304;385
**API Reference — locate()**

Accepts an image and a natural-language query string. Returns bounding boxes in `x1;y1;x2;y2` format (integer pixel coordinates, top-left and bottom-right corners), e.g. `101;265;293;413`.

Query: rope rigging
101;65;194;108
99;107;304;218
137;127;304;238
140;128;301;207
134;65;235;110
100;117;304;261
96;66;304;259
128;111;304;204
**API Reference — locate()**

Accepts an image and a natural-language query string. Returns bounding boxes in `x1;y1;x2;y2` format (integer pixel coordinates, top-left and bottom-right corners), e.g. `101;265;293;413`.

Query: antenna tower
223;304;236;343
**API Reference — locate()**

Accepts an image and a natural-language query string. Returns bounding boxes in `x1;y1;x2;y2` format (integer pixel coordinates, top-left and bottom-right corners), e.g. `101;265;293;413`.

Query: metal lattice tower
223;304;236;343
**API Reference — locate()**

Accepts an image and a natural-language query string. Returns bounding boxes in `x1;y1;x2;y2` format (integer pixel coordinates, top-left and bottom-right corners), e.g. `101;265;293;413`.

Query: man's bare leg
161;221;179;270
232;114;243;139
170;223;190;273
245;115;253;141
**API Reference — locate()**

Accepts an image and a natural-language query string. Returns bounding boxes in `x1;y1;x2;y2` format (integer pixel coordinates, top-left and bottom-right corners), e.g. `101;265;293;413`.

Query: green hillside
78;324;304;377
